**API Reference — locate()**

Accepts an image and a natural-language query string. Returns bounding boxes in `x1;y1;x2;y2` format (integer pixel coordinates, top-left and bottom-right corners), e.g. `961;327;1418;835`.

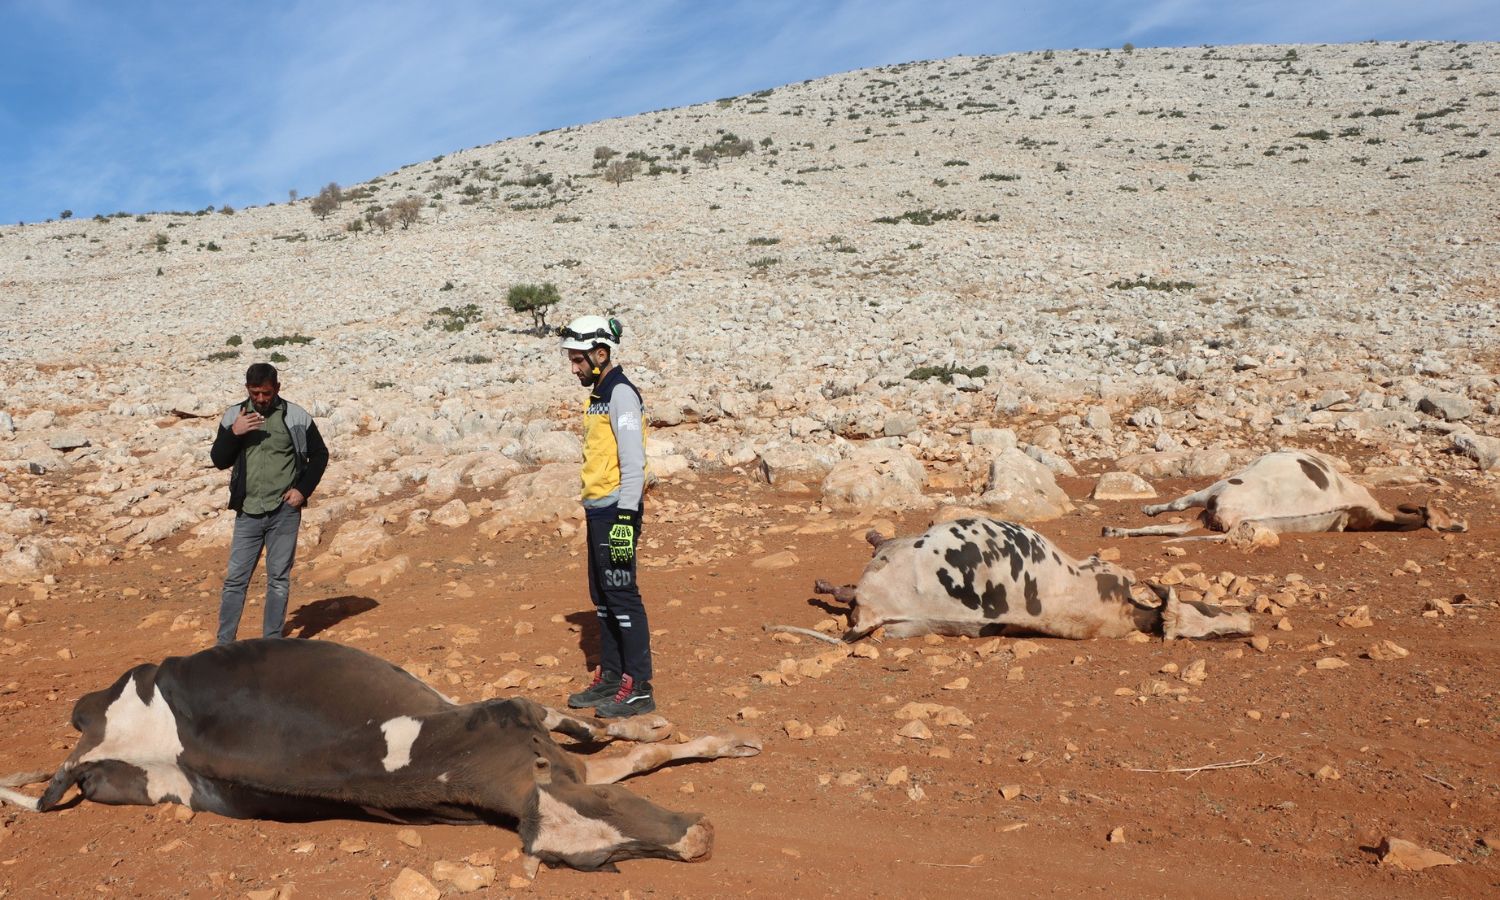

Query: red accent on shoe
585;668;604;689
611;674;635;703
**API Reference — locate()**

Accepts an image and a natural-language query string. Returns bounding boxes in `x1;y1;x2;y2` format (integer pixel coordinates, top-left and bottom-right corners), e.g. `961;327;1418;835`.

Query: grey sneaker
566;670;621;709
594;675;655;719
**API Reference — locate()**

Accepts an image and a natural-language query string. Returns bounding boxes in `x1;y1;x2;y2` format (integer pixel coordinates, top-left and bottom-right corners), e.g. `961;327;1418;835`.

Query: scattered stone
1315;657;1349;670
1090;472;1156;501
1338;606;1373;629
431;860;495;893
897;720;933;740
1365;640;1410;661
751;550;799;570
390;867;442;900
1107;827;1127;844
1451;433;1500;471
999;784;1022;801
1378;837;1457;871
979;448;1074;521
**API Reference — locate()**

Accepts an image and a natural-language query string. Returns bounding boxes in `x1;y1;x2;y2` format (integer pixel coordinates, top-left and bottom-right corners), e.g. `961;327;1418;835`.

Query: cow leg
580;729;762;785
813;580;857;604
542;707;674;744
1142;488;1215;517
1101;522;1197;538
1161;589;1254;641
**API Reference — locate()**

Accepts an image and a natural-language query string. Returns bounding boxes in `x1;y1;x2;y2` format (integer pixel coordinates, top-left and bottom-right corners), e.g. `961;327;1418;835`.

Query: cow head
1406;500;1467;533
519;757;712;871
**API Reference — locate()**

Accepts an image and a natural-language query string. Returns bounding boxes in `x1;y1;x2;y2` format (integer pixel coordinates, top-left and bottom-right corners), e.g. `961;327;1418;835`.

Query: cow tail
0;769;53;811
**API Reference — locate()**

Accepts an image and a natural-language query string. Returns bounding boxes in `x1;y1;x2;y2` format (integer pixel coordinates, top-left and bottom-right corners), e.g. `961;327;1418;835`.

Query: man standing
559;316;655;718
210;362;328;644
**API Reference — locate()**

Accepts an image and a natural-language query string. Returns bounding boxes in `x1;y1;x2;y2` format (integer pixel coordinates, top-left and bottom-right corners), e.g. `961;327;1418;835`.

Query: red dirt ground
1;468;1497;898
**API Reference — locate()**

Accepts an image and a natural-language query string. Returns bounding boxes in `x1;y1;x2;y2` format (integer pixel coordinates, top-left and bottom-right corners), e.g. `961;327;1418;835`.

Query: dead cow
813;518;1250;641
0;639;760;872
1103;450;1466;542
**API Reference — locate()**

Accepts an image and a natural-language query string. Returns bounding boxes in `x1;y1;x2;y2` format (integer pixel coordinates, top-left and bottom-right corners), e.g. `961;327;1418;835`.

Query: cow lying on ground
1101;450;1466;542
0;639;761;872
811;518;1251;641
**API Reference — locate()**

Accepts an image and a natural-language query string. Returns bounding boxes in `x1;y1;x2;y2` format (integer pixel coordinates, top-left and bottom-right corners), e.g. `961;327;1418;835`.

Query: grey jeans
217;502;301;644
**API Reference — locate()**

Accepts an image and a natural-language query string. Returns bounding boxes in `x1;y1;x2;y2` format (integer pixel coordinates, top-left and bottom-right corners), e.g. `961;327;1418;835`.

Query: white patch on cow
437;772;450;783
79;675;193;806
529;790;626;859
380;716;422;772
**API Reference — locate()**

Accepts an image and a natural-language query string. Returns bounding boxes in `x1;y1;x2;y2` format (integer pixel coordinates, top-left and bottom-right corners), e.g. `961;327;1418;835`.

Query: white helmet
558;315;621;353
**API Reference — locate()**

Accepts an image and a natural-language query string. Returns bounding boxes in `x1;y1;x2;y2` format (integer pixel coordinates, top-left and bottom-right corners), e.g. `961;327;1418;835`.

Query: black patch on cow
132;667;156;706
1094;572;1131;603
1298;458;1330;490
1228;477;1243;485
936;540;1008;617
913;539;925;549
1023;574;1041;616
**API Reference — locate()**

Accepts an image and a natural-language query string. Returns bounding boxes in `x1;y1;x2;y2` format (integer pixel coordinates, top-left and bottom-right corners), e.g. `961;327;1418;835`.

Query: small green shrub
269;352;288;363
253;334;314;349
452;354;492;364
979;172;1020;181
747;236;780;246
906;363;989;383
1109;277;1196;292
748;256;780;269
873;208;962;226
206;350;241;362
226;334;243;346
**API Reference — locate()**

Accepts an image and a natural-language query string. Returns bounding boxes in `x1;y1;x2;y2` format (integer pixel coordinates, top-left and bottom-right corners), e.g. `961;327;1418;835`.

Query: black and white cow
0;639;761;872
1103;450;1467;541
815;518;1251;641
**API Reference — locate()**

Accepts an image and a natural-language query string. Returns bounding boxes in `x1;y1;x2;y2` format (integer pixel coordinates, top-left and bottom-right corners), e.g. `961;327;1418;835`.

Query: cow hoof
670;818;714;862
606;716;674;743
718;727;763;758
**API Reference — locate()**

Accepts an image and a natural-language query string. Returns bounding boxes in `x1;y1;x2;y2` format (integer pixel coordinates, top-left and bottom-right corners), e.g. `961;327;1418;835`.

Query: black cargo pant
585;505;652;683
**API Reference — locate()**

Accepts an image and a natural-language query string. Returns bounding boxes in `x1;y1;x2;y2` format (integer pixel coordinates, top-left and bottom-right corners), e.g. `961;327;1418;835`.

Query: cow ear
532;756;552;786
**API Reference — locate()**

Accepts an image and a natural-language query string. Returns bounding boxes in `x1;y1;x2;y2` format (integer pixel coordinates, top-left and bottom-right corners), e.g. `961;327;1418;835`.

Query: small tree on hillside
391;196;423;229
507;282;560;334
309;190;337;220
604;158;641;186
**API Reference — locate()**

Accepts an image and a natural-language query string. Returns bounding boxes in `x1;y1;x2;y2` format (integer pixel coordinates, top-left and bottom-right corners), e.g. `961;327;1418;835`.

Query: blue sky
1;0;1495;223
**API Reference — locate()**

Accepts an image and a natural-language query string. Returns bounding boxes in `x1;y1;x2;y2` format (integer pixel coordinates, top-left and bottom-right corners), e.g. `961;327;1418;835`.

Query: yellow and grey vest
581;366;648;511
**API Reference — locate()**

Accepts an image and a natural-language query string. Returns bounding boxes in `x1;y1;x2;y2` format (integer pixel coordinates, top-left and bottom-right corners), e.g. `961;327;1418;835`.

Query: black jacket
211;398;329;512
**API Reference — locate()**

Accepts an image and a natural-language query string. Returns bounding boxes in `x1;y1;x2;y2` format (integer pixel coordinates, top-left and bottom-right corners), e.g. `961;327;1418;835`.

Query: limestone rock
970;427;1017;450
1090;472;1156;501
1418;393;1472;421
979;449;1074;521
1451;433;1500;471
821;447;928;511
390;867;441;900
1378;837;1457;871
520;430;581;464
430;499;472;528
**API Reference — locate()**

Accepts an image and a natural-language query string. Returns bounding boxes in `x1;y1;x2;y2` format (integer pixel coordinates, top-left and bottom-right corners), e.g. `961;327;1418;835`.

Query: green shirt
242;401;296;515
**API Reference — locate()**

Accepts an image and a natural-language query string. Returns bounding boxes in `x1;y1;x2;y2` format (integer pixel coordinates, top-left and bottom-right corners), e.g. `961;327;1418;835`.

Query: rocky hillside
1;41;1497;584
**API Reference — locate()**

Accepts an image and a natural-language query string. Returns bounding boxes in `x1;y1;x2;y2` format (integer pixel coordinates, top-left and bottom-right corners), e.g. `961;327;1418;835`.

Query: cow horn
865;529;888;550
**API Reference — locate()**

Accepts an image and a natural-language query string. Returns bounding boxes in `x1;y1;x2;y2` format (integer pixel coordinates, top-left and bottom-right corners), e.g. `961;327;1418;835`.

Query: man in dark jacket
210;362;329;644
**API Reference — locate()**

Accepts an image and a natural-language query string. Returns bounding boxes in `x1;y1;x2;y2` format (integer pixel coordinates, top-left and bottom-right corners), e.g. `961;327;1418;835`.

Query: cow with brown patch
1103;450;1467;541
812;518;1250;641
0;640;761;873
